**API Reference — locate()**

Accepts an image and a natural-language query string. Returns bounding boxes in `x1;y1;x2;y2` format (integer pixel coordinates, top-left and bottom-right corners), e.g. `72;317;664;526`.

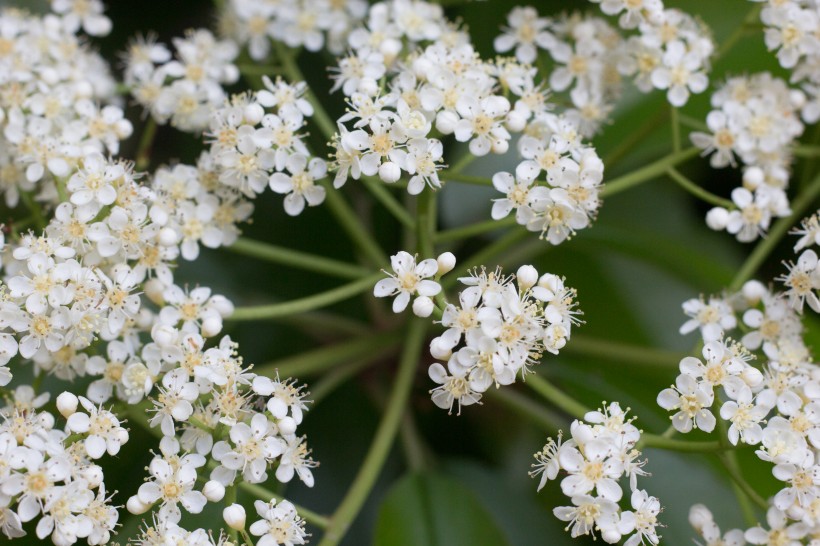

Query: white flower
657;373;716;433
493;6;555;64
651;41;709;107
134;453;207;523
374;251;441;313
269;154;327;216
779;249;820;313
65;397;129;459
553;494;620;541
249;499;308;546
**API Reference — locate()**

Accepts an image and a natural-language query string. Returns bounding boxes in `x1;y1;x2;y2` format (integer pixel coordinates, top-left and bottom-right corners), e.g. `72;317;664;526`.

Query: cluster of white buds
697;74;804;242
530;402;660;545
427;264;582;414
124;29;239;132
205;81;327;215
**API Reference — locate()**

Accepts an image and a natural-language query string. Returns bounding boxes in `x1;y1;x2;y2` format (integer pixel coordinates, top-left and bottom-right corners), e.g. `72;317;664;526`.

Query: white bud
223;504;246;530
359;77;379;97
278;416;297;436
127;495;152;515
505;111;527;133
203;480;225;502
379;162;401;183
38;412;55;430
516;265;538;290
705;207;729;230
81;465;104;488
56;392;78;418
742;166;764;189
491;138;509;155
144;278;166;306
600;529;621;544
244;103;265;125
429;337;452;360
201;316;223;338
158;227;179;247
436;252;456;275
151;323;178;347
412;296;435;318
741;280;767;304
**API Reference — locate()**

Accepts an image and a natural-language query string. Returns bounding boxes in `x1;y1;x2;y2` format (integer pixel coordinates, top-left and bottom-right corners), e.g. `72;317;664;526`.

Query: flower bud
378;162;401;183
144;278;166;306
412;296;435;318
278;416;297;436
741;280;767;304
436;252;456;275
705;207;729;231
56;392;78;418
223;504;246;530
158;227;179;247
127;495;151;515
203;480;225;502
429;337;452;360
516;265;538;290
82;464;104;488
201;316;223;338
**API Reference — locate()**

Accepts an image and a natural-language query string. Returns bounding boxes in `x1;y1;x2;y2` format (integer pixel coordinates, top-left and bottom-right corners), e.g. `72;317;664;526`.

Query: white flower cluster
127;359;316;524
133;496;309;546
780;212;820;314
221;0;368;59
326;0;605;205
494;2;713;139
491;143;603;245
691;503;814;546
427;265;582;414
696;74;804;242
754;0;820;124
205;81;327;215
0;395;122;544
124;29;239;132
0;5;127;207
667;225;820;541
530;402;661;545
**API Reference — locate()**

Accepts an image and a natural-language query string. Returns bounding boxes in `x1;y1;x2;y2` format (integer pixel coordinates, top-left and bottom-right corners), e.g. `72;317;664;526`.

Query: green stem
310;348;398;404
527;374;588;419
603;107;668;168
253;330;402;379
638;434;724;453
237;64;282;76
436;216;516;243
20;191;46;231
600;147;700;199
416;188;436;258
318;319;426;546
564;336;683;368
135;118;157;172
714;4;762;62
322;181;390;268
486;387;562;433
240;529;256;546
227;238;370;280
670;106;681;153
677;113;708;132
440;171;492;186
188;416;214;434
667;168;734;208
717;452;768;510
729;171;820;291
795;145;820;158
361;177;416;229
230;273;382;321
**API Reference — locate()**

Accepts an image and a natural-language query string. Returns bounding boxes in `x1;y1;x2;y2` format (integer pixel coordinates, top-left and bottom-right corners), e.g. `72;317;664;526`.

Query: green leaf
373;473;510;546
